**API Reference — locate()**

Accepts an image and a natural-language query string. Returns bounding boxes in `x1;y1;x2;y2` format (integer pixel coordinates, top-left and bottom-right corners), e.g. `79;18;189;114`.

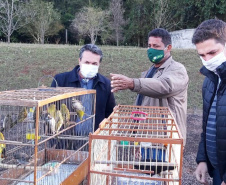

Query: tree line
0;0;226;46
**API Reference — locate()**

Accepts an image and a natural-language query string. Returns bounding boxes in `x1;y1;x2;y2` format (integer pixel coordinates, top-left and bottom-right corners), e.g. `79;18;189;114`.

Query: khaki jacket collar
142;56;173;77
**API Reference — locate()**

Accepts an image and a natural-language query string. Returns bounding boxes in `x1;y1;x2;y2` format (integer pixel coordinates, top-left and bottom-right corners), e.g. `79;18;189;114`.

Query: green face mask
147;48;165;64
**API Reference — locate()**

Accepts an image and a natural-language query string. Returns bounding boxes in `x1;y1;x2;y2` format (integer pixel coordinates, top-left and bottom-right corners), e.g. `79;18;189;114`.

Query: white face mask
80;64;99;78
200;51;226;73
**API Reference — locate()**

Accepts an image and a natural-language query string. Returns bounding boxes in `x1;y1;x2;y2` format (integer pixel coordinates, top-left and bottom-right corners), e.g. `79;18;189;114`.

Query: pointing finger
111;74;123;80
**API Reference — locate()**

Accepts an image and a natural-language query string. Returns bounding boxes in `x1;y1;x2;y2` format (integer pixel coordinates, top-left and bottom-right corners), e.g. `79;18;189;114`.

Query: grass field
0;43;204;109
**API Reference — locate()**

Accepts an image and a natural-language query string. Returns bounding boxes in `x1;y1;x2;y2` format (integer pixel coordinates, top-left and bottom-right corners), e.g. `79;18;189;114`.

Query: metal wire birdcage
0;87;96;185
88;105;183;185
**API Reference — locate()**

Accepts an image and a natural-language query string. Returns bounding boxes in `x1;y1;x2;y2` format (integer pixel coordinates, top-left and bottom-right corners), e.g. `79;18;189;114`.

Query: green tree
44;0;88;44
173;0;226;29
0;0;34;43
91;0;110;9
20;0;63;44
46;0;86;26
150;0;180;30
124;0;153;47
109;0;126;46
71;7;108;44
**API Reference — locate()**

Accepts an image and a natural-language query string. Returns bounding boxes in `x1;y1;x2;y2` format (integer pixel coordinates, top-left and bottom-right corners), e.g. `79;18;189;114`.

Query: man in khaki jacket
111;28;189;145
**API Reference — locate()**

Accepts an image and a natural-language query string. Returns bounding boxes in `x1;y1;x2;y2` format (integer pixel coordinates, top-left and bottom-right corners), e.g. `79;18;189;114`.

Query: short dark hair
192;19;226;45
79;44;103;62
148;28;172;46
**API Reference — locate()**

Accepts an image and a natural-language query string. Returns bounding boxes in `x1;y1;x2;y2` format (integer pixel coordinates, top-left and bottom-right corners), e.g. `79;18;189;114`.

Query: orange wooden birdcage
0;87;96;185
88;105;183;185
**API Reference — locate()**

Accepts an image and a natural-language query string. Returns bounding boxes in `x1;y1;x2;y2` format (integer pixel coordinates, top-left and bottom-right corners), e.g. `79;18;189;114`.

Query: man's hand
221;181;226;185
195;162;208;184
110;73;134;93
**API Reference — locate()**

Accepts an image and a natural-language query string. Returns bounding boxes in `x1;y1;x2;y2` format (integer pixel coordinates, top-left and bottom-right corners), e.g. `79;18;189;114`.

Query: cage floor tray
17;161;79;185
116;173;162;185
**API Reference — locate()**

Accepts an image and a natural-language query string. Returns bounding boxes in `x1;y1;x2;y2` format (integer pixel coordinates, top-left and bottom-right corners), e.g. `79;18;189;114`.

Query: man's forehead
80;50;101;64
148;36;163;44
196;39;222;54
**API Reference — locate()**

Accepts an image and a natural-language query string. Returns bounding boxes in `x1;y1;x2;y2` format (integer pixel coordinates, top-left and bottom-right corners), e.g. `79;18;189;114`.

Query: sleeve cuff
131;78;141;92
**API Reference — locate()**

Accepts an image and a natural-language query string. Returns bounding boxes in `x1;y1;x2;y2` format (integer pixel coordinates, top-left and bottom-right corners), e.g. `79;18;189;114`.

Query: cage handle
130;111;148;120
38;75;58;87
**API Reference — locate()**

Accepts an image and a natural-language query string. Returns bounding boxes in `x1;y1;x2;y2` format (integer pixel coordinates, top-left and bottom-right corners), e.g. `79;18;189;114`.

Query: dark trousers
212;168;222;185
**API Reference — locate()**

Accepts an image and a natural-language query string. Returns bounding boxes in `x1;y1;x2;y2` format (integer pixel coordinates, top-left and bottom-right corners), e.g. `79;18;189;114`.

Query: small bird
71;99;85;120
45;114;56;135
0;132;6;160
1;114;19;132
55;110;63;133
2;114;13;132
47;104;56;118
18;107;28;123
45;111;62;148
13;152;30;166
60;104;70;127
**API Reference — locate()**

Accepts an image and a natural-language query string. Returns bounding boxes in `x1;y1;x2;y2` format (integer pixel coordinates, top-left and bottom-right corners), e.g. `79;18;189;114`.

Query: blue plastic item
141;147;166;162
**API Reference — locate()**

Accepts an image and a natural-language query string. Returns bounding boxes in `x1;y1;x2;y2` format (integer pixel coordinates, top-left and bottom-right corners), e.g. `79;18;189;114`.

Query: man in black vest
192;19;226;185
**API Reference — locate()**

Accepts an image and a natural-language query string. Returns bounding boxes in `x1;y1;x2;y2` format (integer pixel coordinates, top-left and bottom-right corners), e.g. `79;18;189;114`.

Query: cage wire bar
89;105;183;185
0;87;96;185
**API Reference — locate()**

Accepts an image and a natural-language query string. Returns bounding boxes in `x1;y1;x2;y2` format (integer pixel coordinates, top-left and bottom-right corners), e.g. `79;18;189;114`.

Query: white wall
170;29;195;49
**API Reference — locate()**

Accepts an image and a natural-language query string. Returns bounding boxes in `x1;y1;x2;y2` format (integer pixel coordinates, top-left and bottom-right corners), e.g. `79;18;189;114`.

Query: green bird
71;99;85;121
55;110;63;133
45;111;63;148
47;104;56;118
18;107;28;123
60;104;70;127
0;132;6;160
45;106;63;135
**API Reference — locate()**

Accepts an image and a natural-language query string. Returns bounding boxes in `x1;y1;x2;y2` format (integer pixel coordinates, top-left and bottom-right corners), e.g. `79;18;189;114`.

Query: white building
170;29;195;49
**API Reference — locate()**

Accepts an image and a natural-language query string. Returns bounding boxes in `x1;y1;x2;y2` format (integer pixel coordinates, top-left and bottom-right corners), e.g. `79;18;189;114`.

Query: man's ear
167;44;172;51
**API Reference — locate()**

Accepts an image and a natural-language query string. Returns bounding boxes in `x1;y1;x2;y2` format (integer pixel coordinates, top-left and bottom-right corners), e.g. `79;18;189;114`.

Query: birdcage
0;87;96;185
88;105;183;185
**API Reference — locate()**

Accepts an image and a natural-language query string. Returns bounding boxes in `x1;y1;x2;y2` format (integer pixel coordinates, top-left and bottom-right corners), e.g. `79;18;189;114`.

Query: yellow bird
0;132;6;159
47;104;56;118
18;107;28;123
55;110;63;133
60;104;70;127
46;104;64;134
71;99;85;120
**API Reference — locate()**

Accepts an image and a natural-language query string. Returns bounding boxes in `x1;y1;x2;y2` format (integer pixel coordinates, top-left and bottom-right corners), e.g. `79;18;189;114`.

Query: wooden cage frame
88;105;184;185
0;87;96;185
